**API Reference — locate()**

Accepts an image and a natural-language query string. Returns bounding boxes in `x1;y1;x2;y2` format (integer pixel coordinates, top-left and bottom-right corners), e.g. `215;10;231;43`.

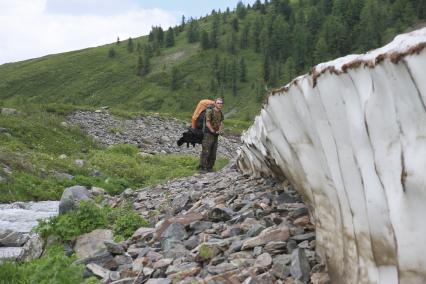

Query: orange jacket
191;99;215;129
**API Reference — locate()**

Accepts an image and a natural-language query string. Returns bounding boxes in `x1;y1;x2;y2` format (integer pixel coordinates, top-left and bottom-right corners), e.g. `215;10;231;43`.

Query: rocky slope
65;111;328;283
67;111;239;158
76;164;328;284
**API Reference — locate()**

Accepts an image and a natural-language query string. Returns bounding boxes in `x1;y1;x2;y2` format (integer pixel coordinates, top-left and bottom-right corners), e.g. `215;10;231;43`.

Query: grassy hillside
1;0;424;123
0;108;227;202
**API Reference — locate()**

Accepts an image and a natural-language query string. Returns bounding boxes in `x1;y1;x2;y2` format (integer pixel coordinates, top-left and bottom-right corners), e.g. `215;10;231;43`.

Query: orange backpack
191;99;215;129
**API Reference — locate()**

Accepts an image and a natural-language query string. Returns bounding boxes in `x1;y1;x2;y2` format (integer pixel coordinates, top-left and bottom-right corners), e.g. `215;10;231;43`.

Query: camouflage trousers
199;133;218;170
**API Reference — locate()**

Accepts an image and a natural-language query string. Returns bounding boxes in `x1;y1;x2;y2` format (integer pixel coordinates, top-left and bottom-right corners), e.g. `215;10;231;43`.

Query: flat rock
241;225;289;250
74;229;113;259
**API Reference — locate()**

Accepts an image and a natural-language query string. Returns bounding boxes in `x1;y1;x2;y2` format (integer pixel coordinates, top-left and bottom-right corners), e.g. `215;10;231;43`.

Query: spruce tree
127;37;134;53
165;27;175;47
201;30;210;50
108;47;116;58
231;58;238;96
236;1;247;19
181;15;186;31
239;57;247;82
170;66;179;90
240;23;250;49
136;56;143;75
210;13;220;48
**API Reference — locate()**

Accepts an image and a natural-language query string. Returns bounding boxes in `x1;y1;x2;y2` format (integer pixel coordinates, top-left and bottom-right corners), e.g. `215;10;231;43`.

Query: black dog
177;128;204;147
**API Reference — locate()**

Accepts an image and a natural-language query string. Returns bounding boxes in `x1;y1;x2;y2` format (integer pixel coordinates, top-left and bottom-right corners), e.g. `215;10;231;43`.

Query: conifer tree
181;15;186;31
239;57;247;82
252;16;262;53
231;17;239;32
314;36;330;63
170;66;179;90
136;56;143;75
127;37;134;53
212;54;221;83
108;47;116;58
187;19;200;43
236;2;247;19
165;27;175;47
283;57;296;84
116;37;120;45
210;13;220;48
201;30;210;50
231;58;238;96
262;54;271;83
240;23;250;49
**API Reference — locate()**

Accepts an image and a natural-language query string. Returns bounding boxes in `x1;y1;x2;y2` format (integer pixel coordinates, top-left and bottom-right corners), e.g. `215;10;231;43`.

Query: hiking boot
199;167;208;174
206;168;214;172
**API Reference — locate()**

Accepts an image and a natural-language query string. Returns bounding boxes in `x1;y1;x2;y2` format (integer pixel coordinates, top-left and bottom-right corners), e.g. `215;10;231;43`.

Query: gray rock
104;240;125;255
59;185;91;214
172;193;190;213
287;239;298;254
254;252;272;269
271;254;292;280
161;223;188;241
74;159;85;167
291;232;316;242
74;251;113;266
74;229;113;259
246;224;265;238
145;279;172;284
0;230;29;246
241;226;289;250
165;262;198;275
52;172;74;181
161;239;189;259
110;278;136;284
184;235;199;250
206;262;237;275
208;207;233;222
252;246;263;257
290;248;310;284
189;221;213;234
1;108;19;115
17;233;43;262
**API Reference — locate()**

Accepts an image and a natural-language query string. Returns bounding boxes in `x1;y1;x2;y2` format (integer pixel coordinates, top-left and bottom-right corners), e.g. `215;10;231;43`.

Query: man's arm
206;121;216;134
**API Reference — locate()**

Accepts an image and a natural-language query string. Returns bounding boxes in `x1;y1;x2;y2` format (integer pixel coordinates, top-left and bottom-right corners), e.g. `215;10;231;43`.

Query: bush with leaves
36;201;148;242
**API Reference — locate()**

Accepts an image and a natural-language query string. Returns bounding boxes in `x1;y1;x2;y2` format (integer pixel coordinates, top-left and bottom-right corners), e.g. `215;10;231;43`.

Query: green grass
36;201;148;242
0;10;268;125
0;107;228;202
0;244;97;284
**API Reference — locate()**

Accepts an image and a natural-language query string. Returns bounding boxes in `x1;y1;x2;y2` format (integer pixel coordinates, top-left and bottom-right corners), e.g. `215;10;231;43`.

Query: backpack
191;99;215;130
196;104;214;131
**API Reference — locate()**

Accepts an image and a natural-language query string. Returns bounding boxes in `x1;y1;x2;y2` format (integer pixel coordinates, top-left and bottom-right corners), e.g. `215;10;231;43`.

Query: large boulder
59;185;91;214
17;233;43;262
74;229;113;259
0;229;29;247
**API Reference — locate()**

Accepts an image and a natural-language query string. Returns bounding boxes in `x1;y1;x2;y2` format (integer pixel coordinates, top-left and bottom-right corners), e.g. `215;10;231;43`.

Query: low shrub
0;244;87;284
36;201;148;242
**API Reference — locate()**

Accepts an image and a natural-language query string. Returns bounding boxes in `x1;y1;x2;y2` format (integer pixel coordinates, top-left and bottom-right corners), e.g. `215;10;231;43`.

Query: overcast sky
0;0;253;64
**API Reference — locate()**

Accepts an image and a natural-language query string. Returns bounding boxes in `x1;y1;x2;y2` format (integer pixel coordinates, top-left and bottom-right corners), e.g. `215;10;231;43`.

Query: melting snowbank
238;28;426;283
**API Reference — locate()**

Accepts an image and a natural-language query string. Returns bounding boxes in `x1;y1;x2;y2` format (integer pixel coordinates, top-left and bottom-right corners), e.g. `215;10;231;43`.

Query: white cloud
0;0;178;64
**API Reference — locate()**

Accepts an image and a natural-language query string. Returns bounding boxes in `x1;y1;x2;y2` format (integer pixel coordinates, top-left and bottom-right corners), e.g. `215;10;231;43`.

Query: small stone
293;216;310;227
290;248;310;284
254;252;272;269
74;159;85;167
104;241;124;255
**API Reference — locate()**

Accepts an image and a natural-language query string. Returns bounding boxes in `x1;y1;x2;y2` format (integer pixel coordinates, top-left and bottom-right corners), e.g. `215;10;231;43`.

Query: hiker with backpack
199;98;224;173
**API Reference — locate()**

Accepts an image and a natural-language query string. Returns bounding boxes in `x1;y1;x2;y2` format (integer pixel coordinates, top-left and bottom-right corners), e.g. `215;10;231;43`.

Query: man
199;98;224;173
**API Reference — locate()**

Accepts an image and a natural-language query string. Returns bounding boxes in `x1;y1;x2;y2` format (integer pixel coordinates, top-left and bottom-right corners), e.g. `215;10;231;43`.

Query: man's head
214;98;223;110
